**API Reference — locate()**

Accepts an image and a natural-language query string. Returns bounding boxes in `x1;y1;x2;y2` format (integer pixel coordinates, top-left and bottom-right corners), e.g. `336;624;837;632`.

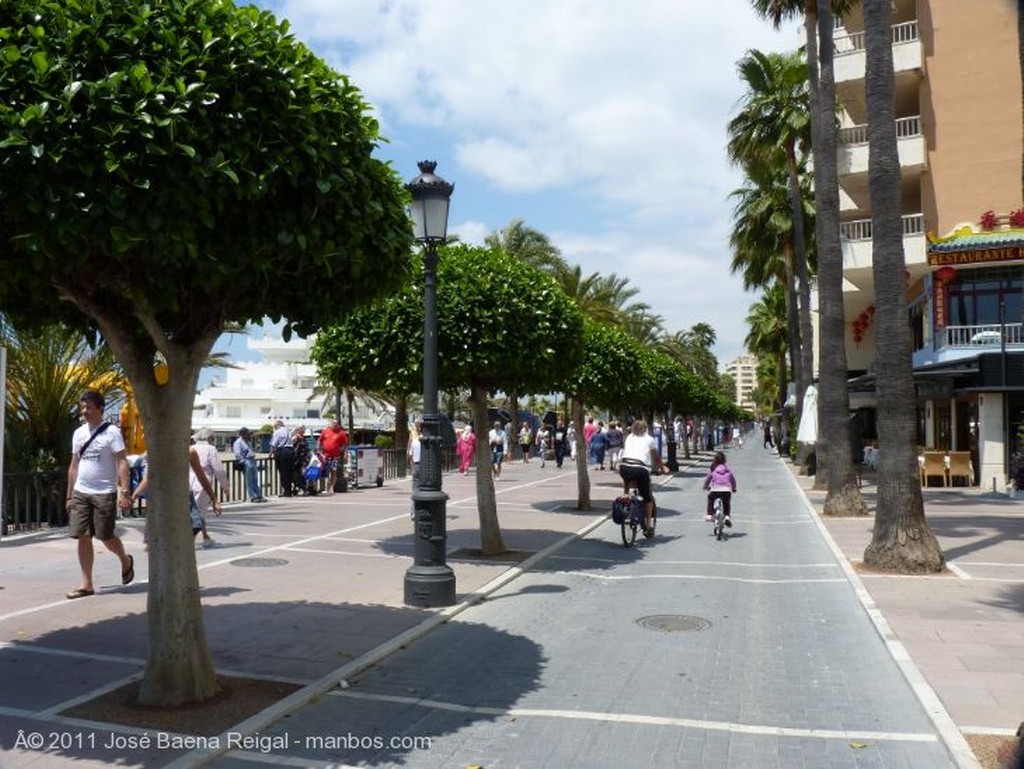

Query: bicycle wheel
621;518;637;547
714;498;724;541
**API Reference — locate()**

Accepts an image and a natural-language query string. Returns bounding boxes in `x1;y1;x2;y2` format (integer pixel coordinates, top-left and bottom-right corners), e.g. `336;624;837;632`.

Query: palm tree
727;48;814;424
484;218;568;275
861;0;943;571
729;162;809;407
745;282;789;413
2;321;123;472
752;0;864;515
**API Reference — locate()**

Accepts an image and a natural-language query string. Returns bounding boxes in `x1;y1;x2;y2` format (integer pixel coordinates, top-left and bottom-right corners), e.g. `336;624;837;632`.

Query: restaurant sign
928;246;1024;266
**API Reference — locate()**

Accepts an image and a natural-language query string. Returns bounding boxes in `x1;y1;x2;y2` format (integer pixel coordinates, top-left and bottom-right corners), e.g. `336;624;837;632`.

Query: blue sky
208;1;801;385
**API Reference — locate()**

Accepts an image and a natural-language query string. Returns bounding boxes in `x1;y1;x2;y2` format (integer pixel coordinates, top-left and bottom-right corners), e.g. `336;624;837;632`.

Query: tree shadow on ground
923;515;1024;561
981;582;1024;617
0;598;543;768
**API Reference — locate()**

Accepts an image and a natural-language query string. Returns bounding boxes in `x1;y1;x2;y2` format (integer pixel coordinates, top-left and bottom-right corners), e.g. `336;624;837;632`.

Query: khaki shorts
68;491;118;541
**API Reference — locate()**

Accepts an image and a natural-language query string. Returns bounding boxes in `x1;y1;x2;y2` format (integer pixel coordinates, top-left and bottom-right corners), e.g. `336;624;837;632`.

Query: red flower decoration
1010;208;1024;228
980;210;999;230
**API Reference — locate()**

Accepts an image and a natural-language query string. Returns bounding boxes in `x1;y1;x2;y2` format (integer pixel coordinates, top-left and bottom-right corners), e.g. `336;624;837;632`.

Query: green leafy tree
313;244;585;553
559;321;645;509
0;0;412;706
861;0;942;571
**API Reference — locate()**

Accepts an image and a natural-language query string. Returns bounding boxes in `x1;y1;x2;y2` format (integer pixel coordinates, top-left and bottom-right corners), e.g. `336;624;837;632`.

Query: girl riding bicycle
618;419;670;537
703;451;737;527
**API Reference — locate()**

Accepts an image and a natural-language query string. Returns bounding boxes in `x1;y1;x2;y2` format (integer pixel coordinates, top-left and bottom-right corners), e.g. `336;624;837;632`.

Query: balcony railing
840;116;921;146
835;20;919;55
840;213;924;242
940;323;1024;349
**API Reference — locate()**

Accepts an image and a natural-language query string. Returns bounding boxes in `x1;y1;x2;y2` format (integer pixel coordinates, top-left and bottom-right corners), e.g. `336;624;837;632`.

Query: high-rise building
827;0;1022;486
725;354;758;412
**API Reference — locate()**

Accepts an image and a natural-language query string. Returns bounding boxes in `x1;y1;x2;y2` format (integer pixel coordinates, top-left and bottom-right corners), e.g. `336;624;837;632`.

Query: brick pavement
0;446;1020;767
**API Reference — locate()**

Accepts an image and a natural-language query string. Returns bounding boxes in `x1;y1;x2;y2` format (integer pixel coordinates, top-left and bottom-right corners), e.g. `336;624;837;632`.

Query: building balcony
834;20;921;84
840;214;926;271
938;324;1024;349
838;116;925;177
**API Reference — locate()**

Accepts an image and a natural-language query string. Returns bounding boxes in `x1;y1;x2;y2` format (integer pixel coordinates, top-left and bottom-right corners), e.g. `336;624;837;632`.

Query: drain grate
635;614;710;633
231;557;289;568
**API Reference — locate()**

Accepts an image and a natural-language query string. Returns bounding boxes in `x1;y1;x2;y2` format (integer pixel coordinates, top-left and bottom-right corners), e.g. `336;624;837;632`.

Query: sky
209;1;802;384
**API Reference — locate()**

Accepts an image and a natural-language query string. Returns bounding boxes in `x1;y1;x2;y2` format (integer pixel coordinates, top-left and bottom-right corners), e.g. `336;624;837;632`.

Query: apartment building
724;354;758;413
831;0;1023;487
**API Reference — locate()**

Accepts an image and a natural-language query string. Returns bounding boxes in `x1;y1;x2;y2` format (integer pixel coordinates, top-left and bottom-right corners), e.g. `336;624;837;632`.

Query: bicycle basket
611;496;631;525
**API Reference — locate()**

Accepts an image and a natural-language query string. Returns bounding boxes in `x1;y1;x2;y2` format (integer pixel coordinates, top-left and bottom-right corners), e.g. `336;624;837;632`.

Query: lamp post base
404;488;456;607
404;564;456;607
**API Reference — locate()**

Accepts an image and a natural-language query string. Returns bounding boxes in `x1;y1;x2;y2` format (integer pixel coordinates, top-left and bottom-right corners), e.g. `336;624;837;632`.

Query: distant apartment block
724;354;758;412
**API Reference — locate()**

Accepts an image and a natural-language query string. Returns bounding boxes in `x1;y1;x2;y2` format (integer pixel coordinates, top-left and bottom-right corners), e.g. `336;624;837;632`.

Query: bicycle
712;496;727;541
612;486;657;547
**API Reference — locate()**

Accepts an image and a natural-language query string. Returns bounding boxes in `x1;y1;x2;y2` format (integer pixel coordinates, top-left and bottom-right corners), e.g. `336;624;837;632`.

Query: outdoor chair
920;451;948;487
947;451;974;486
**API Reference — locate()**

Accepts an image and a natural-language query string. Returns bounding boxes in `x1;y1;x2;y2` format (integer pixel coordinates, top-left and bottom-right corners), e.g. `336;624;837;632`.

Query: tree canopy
313;243;585;553
0;0;413;707
0;0;413;343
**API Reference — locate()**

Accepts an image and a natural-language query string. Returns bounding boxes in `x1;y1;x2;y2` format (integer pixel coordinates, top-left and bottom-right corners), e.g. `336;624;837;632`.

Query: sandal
66;588;95;600
121;554;135;585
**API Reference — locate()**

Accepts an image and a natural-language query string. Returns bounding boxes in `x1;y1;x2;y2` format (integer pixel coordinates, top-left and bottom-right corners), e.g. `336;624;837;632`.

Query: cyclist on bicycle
703;451;737;527
618;419;670;537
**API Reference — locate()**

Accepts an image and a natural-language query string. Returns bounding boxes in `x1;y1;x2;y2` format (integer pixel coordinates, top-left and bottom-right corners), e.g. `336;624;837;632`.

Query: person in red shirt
317;418;349;493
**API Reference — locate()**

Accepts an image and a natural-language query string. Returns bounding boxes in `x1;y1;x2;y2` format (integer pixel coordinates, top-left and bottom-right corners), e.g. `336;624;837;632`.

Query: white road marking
331;689;938;744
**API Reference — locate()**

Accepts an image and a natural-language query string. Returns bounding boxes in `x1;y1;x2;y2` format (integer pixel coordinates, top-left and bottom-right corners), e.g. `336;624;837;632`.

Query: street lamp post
404;161;456;607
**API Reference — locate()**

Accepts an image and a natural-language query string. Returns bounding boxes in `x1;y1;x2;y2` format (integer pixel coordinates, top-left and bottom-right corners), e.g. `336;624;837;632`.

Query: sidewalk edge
781;464;982;769
168;510;610;768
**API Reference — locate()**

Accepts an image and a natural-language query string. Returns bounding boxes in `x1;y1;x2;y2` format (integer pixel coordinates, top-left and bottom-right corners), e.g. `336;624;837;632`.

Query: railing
840;116;921;146
840;213;924;242
835;20;919;54
940;323;1024;348
2;447;456;536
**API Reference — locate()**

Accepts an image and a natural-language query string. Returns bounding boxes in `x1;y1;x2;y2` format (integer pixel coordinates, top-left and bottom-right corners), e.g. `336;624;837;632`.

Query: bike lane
202;446;965;768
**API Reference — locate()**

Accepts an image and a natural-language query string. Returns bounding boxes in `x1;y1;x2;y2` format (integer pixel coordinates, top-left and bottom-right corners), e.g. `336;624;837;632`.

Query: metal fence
2;447;456;536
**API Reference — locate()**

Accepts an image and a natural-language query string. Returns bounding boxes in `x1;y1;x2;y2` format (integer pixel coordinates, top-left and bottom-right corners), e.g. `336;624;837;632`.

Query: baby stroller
301;452;325;496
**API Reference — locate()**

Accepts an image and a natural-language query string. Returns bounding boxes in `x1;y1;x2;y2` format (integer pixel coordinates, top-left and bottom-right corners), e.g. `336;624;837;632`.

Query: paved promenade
0;444;1020;767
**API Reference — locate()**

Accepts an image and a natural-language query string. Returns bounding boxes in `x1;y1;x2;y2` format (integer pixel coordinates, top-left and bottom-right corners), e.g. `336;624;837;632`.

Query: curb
170;507;610;768
780;459;983;769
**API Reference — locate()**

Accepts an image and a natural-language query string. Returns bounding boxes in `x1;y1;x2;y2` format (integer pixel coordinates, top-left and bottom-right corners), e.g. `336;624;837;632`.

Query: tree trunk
862;0;943;570
509;392;520;460
810;1;866;516
125;342;220;706
783;245;802;420
571;399;591;510
786;143;814;443
394;395;409;452
470;385;505;554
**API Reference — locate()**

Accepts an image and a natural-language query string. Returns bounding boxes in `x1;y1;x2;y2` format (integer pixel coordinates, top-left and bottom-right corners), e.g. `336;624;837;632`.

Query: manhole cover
231;557;289;568
635;614;710;633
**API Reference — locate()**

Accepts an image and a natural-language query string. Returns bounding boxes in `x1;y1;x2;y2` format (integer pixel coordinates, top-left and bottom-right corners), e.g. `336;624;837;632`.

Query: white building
191;335;394;449
724;354;758;413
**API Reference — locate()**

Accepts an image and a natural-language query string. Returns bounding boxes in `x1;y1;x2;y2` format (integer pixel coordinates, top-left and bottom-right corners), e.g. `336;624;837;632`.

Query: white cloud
264;0;802;365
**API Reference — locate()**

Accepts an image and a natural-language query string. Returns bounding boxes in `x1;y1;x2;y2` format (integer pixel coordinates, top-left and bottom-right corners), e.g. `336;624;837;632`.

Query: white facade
191;335;394;447
724;354;758;412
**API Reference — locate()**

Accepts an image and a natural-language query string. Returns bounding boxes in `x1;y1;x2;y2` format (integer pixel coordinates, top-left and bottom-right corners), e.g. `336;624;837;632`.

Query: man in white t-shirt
65;390;134;599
